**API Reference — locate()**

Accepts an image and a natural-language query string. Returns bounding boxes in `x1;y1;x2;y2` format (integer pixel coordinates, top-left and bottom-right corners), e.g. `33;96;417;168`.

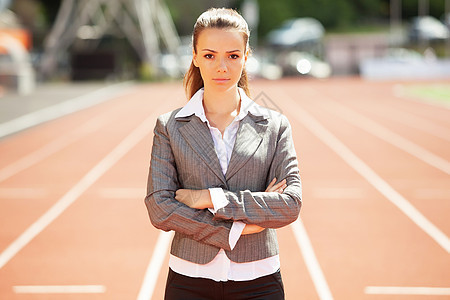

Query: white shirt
170;87;280;282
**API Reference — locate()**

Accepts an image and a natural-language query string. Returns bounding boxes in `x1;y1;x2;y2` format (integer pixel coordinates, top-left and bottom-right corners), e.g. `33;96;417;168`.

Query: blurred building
39;0;180;81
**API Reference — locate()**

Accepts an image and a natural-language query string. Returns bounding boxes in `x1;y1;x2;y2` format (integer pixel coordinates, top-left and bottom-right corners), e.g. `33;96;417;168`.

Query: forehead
197;28;246;50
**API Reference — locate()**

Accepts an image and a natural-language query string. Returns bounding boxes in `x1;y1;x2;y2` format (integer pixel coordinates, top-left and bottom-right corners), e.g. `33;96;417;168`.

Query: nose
217;58;227;73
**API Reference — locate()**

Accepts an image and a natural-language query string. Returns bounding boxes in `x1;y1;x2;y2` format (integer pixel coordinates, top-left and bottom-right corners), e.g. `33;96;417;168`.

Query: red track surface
0;78;449;299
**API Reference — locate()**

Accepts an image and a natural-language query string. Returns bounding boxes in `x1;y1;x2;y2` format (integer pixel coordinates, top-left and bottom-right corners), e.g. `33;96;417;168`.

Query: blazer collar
177;113;267;185
225;114;266;180
177;117;226;184
175;88;270;185
175;87;271;122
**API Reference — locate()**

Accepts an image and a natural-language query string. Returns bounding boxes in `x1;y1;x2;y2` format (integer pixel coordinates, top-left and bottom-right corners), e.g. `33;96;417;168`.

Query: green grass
405;85;450;104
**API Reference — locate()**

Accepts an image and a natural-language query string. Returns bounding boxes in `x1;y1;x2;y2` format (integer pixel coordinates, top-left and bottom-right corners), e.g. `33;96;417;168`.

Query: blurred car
359;48;450;80
266;18;325;48
408;16;450;42
358;47;450;80
245;52;283;80
382;48;424;62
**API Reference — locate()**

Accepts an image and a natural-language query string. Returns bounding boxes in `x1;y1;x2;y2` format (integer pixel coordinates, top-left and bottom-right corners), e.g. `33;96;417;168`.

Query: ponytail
183;61;203;100
238;69;251;97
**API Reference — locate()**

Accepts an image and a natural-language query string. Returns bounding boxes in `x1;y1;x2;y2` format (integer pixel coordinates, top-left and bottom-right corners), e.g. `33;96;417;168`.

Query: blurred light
160;54;179;77
77;25;100;40
261;64;282;80
310;62;332;78
296;59;311;74
246;56;260;74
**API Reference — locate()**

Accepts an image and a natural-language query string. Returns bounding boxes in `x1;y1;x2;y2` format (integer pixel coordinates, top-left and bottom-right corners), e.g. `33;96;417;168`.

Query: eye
204;54;214;59
229;54;240;59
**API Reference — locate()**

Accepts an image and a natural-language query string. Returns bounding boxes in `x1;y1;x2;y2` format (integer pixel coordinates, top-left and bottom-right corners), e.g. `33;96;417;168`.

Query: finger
275;183;287;194
265;178;277;192
271;179;286;191
174;190;181;200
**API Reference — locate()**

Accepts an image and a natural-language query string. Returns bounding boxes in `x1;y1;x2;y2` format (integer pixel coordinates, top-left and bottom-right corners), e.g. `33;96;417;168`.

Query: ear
192;49;199;67
244;49;249;63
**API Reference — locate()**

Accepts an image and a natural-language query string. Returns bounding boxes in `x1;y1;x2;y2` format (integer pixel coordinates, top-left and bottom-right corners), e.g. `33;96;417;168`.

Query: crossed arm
175;177;287;235
174;115;302;229
146;114;301;250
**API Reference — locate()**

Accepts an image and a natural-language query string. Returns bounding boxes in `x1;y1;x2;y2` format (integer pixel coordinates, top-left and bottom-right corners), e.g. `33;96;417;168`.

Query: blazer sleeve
214;115;302;228
144;115;233;251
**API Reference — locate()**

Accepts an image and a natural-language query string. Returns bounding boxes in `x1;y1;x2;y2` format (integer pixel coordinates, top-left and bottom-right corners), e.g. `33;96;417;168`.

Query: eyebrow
201;49;241;53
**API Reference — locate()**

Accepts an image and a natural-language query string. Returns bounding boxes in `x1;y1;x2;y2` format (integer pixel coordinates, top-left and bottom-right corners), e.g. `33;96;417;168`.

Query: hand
175;189;213;209
265;177;287;193
242;224;265;235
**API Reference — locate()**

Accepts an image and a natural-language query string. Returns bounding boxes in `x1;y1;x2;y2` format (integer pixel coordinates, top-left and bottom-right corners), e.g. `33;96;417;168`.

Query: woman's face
193;28;248;92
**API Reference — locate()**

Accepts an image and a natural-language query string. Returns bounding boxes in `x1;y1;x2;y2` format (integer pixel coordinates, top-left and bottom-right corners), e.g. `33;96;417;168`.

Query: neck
203;86;240;116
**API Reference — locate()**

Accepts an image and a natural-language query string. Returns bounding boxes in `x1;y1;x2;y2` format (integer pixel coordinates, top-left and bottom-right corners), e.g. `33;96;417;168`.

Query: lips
213;78;230;83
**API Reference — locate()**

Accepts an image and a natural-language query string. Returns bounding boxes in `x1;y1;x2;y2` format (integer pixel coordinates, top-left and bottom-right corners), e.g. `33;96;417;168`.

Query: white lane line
0;81;134;139
0;117;107;183
358;104;450;142
0;112;157;270
317;98;450;175
136;231;173;300
13;285;106;294
291;219;334;300
365;286;450;295
287;100;450;253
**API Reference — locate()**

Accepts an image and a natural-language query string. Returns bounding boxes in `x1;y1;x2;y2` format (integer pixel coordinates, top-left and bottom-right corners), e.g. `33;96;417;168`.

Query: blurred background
0;0;450;95
1;2;449;299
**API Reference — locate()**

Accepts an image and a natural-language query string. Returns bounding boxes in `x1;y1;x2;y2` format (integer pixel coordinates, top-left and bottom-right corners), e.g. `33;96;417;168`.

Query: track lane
313;81;450;160
298;90;450;239
312;78;450;124
273;80;449;236
252;80;449;299
0;86;166;255
0;83;184;299
0;78;448;299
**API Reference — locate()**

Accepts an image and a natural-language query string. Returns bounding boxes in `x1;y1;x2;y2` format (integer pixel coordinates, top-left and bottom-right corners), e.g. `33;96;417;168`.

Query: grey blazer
145;107;302;264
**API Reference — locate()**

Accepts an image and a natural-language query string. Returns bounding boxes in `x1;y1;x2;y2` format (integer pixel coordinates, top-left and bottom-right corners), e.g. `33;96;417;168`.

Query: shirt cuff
208;187;229;214
229;221;246;250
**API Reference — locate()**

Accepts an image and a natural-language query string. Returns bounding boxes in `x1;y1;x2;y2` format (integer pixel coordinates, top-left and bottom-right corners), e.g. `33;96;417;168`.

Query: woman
145;8;302;300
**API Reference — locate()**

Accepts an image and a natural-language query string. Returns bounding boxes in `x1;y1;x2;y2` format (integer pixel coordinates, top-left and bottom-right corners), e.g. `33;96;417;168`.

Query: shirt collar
175;87;270;122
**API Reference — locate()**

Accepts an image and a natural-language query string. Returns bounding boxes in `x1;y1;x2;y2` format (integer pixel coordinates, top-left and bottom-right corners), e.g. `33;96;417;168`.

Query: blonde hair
183;8;251;99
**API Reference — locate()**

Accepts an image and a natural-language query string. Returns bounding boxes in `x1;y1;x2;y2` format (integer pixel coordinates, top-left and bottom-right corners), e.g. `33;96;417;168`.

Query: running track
0;78;449;299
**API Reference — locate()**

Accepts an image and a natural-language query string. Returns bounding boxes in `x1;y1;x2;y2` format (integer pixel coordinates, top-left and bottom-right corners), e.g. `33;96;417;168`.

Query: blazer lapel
226;113;267;180
177;115;227;185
